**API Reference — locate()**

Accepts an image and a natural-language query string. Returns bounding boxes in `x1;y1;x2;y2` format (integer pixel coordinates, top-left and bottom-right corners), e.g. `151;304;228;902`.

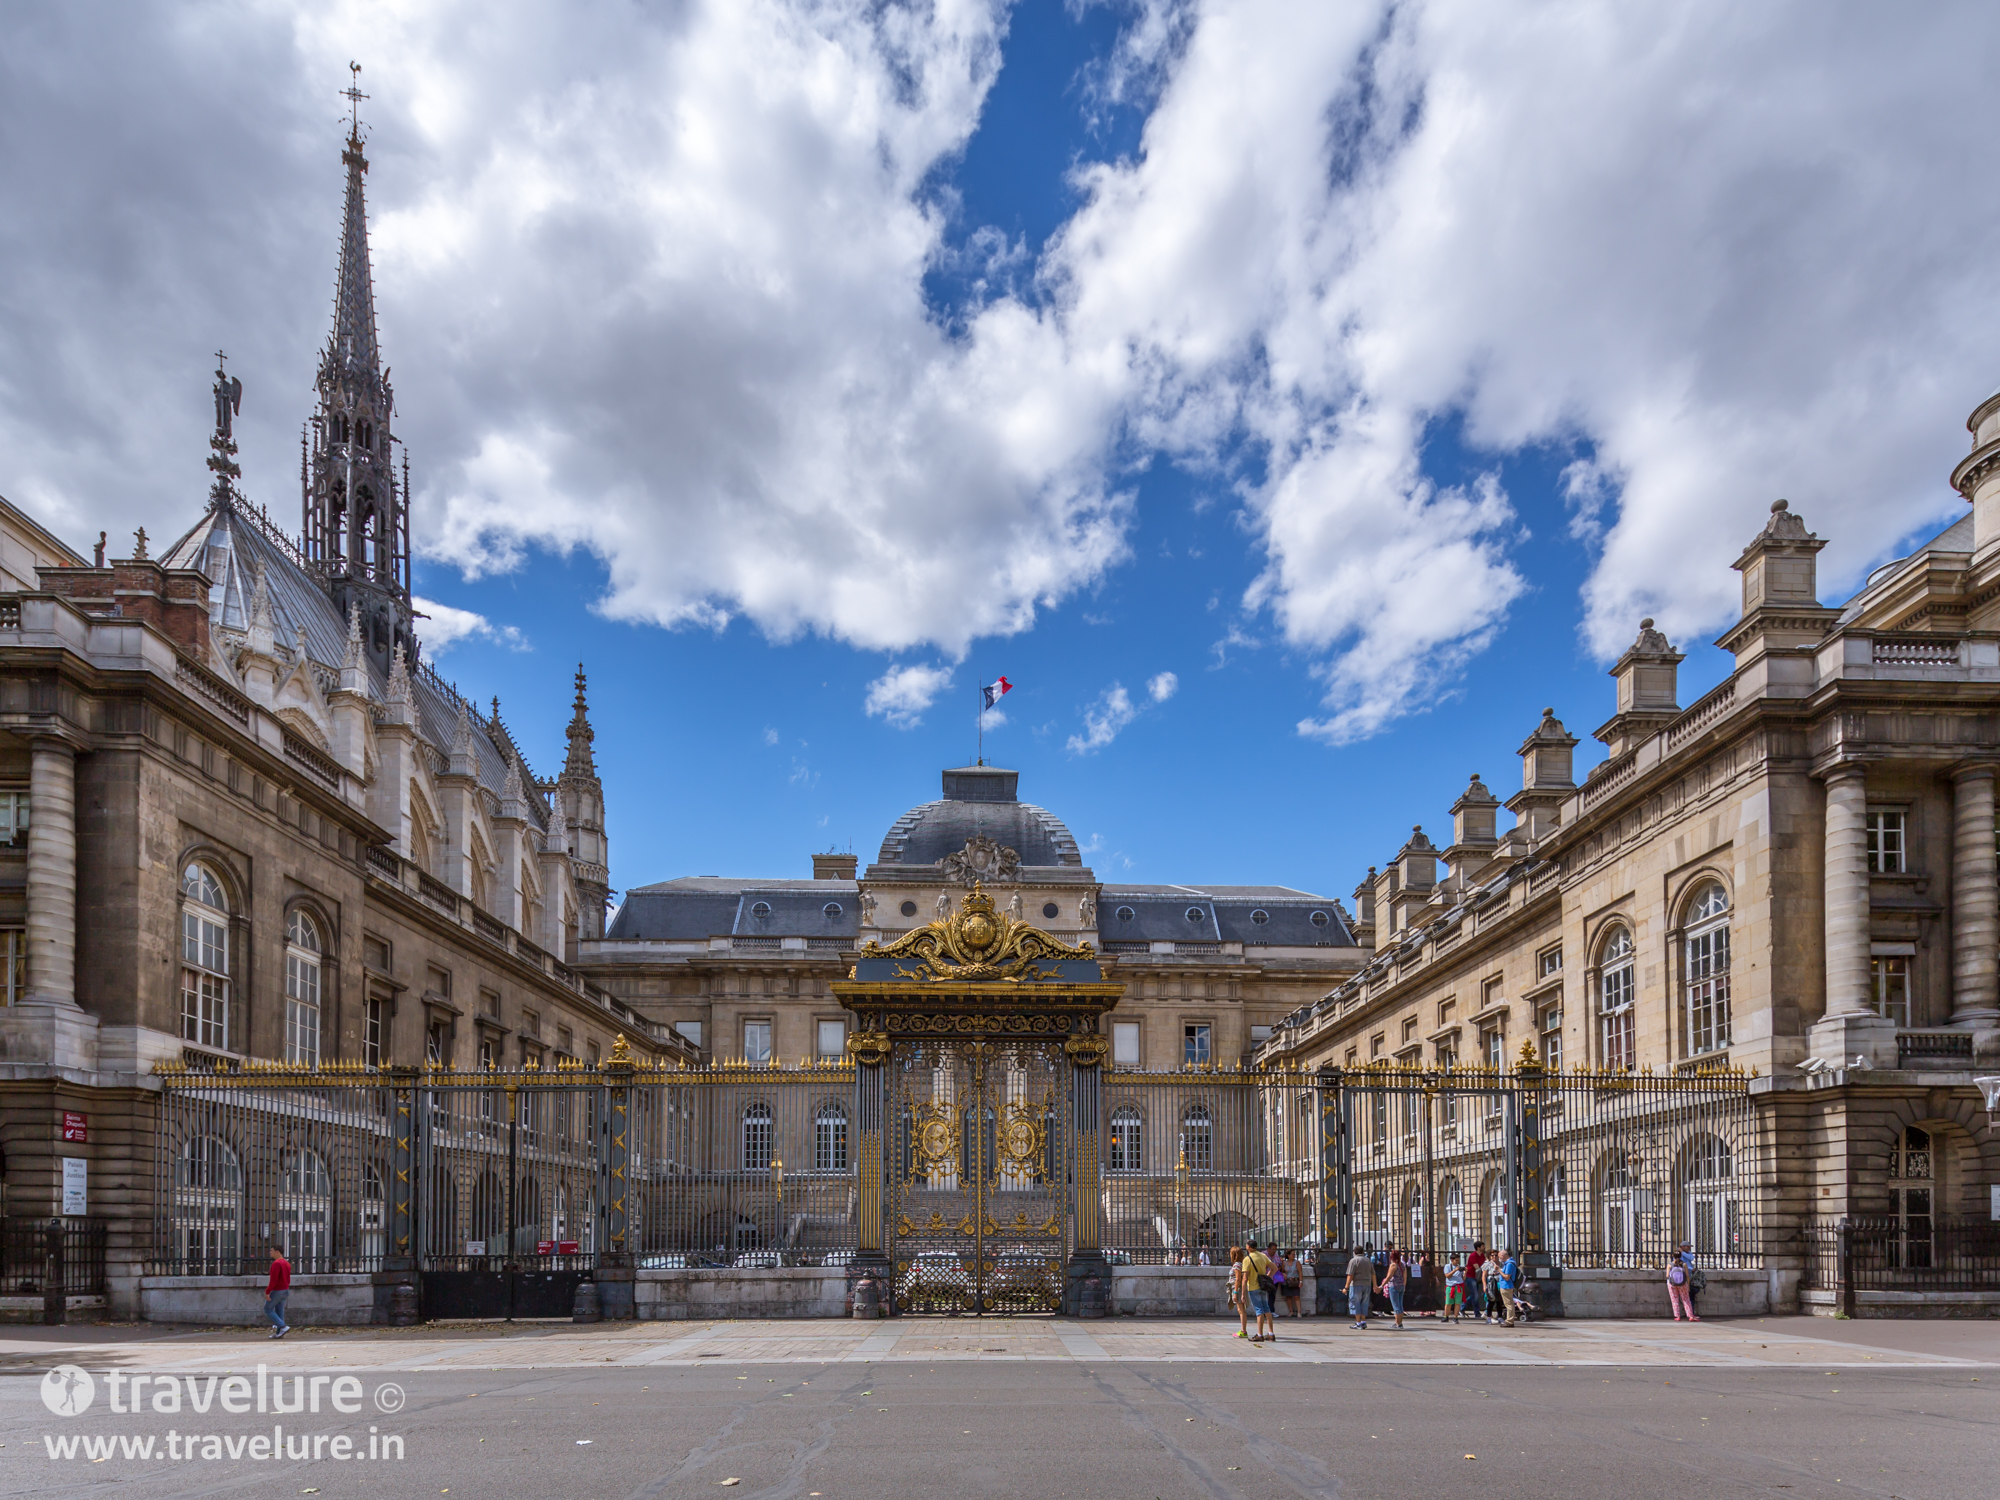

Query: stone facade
0;116;691;1315
1259;464;2000;1304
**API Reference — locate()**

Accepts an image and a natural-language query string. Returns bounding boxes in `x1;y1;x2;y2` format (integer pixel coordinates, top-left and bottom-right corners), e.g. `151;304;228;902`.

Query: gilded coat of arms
942;835;1021;886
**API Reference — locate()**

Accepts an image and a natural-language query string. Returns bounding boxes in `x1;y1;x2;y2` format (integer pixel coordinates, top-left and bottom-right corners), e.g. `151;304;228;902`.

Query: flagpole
977;680;983;765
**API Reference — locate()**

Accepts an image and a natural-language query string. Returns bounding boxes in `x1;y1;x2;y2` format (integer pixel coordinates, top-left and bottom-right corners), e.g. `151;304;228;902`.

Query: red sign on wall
60;1111;87;1143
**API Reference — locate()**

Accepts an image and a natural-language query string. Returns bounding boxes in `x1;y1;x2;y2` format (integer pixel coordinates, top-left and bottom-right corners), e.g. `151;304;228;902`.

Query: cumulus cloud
864;662;954;728
413;595;526;655
1067;683;1137;754
5;1;2000;741
1147;671;1178;702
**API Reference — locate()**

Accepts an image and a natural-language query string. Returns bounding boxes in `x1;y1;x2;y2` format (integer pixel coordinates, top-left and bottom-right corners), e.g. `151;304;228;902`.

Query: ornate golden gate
834;882;1123;1318
890;1037;1068;1313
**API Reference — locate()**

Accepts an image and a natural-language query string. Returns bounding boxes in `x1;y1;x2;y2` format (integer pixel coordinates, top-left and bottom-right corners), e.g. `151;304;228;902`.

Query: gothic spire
563;664;598;779
206;352;243;509
305;62;413;658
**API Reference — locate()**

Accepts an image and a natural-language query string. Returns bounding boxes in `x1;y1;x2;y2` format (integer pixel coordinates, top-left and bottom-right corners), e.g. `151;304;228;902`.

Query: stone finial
1632;617;1673;655
385;640;411;704
563;663;598;780
501;753;526;820
246;560;276;656
1763;497;1810;540
546;794;569;853
343;603;363;667
448;696;475;777
132;527;149;561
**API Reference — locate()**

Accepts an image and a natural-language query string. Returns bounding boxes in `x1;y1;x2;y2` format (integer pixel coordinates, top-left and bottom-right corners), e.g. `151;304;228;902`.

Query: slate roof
606;877;862;942
159;498;546;826
874;766;1080;867
1098;885;1355;947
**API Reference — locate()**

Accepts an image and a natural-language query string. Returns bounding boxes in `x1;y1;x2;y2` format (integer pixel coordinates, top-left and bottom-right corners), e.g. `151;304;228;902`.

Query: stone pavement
0;1314;1990;1374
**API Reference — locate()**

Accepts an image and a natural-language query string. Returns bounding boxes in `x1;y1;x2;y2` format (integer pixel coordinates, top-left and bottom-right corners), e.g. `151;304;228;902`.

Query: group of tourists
1224;1237;1713;1334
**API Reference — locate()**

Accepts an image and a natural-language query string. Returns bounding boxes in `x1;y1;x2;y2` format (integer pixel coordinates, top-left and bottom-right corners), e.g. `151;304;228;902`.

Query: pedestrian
1343;1244;1376;1330
1463;1241;1487;1320
1417;1251;1440;1317
1481;1252;1503;1322
1197;1246;1211;1267
1667;1242;1699;1322
1242;1238;1278;1343
1229;1245;1248;1339
1495;1248;1522;1327
1282;1249;1304;1318
1443;1256;1466;1322
1384;1248;1410;1329
265;1242;292;1340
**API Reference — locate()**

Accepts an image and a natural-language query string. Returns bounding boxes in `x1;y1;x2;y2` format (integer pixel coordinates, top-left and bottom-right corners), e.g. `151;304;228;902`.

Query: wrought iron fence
151;1059;864;1275
1;1219;108;1296
1099;1068;1324;1263
1800;1214;2000;1295
1339;1063;1762;1269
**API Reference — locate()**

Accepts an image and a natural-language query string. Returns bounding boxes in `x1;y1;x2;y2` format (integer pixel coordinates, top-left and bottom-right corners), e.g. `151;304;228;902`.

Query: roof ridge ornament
859;881;1095;982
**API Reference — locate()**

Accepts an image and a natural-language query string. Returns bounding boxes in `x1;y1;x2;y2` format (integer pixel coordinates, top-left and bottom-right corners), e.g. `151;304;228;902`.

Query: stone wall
138;1273;377;1326
635;1267;848;1320
1556;1267;1772;1319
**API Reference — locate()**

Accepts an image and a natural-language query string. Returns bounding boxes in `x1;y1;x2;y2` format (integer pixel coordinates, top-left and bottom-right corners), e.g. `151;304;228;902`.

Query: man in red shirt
1463;1242;1487;1321
265;1243;292;1340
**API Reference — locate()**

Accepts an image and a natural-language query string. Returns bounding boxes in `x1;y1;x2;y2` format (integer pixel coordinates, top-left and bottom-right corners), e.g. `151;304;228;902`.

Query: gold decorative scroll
996;1096;1047;1177
860;882;1096;982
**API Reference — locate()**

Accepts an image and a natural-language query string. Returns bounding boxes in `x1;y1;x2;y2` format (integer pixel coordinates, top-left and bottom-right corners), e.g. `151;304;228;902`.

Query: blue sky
4;1;1996;905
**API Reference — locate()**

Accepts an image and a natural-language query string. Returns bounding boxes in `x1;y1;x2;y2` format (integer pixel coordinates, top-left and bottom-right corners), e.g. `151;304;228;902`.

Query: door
889;1038;1068;1314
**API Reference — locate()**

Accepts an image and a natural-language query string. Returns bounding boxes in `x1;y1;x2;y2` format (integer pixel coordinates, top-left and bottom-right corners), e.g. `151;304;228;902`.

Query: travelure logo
42;1366;95;1417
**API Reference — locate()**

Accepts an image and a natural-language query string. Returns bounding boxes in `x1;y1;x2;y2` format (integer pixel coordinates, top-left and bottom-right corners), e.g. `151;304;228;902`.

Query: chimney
1442;773;1501;888
1350;867;1377;951
813;852;858;881
1716;499;1839;670
35;552;213;659
1595;619;1682;757
1507;707;1578;842
1387;826;1438;934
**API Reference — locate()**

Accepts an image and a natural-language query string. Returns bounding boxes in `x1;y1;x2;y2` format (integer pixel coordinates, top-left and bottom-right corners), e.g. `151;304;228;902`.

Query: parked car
638;1253;694;1269
897;1251;969;1304
733;1250;786;1269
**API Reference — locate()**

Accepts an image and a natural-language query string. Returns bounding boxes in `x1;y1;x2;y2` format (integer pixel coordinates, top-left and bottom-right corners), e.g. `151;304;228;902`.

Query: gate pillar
1515;1043;1564;1316
596;1038;636;1320
1063;1030;1109;1316
376;1066;421;1324
848;1028;892;1298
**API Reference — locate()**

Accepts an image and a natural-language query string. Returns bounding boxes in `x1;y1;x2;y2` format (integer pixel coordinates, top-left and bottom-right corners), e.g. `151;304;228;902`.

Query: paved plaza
0;1316;1989;1500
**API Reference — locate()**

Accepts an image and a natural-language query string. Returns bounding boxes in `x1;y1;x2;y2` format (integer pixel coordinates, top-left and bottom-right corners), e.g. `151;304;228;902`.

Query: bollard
573;1281;602;1324
388;1283;420;1327
852;1275;881;1319
1075;1269;1107;1319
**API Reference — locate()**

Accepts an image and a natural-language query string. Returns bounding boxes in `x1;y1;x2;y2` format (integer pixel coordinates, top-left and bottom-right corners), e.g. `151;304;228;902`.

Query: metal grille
888;1039;1070;1314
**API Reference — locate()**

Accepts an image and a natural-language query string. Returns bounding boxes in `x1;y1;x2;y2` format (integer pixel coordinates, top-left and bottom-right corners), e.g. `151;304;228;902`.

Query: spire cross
342;62;369;139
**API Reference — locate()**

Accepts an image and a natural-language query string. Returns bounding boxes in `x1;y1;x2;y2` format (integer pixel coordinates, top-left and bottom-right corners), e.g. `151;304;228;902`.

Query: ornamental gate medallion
889;1037;1068;1314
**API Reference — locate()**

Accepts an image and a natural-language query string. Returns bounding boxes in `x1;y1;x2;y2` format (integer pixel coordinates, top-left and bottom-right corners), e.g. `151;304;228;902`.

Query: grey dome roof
877;766;1082;867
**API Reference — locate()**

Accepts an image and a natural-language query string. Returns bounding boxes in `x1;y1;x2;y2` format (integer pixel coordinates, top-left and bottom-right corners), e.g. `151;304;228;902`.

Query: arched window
742;1103;773;1172
1889;1126;1935;1269
284;909;323;1066
360;1159;386;1265
1684;882;1732;1055
180;863;230;1050
175;1135;241;1273
1598;927;1635;1072
1441;1177;1467;1250
1180;1104;1212;1173
470;1169;506;1253
1544;1161;1568;1256
815;1101;848;1172
1108;1106;1144;1173
1599;1150;1637;1257
1486;1174;1510;1251
278;1147;331;1271
1406;1183;1426;1249
1678;1135;1736;1257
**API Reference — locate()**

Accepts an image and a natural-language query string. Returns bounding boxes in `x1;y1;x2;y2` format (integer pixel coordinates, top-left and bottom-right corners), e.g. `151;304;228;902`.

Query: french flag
981;676;1012;710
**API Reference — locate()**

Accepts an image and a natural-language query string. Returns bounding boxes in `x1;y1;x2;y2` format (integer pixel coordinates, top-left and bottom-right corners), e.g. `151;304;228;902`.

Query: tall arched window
1599;1150;1637;1257
815;1101;848;1172
1486;1174;1510;1251
1679;1135;1736;1257
1441;1177;1467;1250
1684;882;1732;1055
1406;1183;1425;1249
360;1159;386;1265
1180;1104;1213;1172
1108;1106;1144;1173
175;1136;241;1273
1889;1126;1935;1269
1598;927;1635;1072
284;909;323;1066
1544;1161;1568;1256
278;1147;331;1271
181;863;230;1050
742;1103;773;1172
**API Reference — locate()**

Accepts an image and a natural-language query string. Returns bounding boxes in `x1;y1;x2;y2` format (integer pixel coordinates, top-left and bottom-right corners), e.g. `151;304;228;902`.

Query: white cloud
412;595;526;655
762;727;780;746
1067;683;1137;754
1147;670;1178;703
864;662;954;728
7;2;2000;741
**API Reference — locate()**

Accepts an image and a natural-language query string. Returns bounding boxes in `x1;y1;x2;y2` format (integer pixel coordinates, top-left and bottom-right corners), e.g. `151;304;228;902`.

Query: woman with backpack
1229;1245;1249;1339
1666;1243;1700;1321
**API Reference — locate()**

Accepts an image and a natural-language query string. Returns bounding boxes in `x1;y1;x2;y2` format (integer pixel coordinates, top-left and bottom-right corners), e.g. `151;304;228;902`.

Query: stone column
25;739;76;1008
848;1028;892;1306
1951;766;2000;1026
1809;763;1896;1067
